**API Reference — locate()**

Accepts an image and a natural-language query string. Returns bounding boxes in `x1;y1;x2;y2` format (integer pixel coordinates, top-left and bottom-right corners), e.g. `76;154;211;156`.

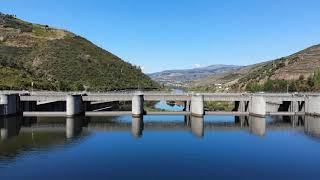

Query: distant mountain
148;65;242;86
191;44;320;92
0;13;158;91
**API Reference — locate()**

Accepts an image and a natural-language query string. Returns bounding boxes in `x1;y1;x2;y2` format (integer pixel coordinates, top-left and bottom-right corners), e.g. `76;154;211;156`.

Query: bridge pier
306;96;320;116
299;101;305;112
183;100;191;112
289;101;300;122
239;101;248;112
66;95;85;117
132;93;144;117
191;94;204;117
249;96;266;117
0;94;21;117
289;101;299;113
234;101;249;112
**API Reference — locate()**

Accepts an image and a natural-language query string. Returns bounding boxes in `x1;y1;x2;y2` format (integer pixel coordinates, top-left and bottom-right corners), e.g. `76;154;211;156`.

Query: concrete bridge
1;91;320;117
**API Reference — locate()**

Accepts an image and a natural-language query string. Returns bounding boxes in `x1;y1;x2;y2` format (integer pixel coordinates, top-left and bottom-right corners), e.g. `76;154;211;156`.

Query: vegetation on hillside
0;13;159;91
234;45;320;92
0;14;33;32
204;101;234;111
190;44;320;93
244;69;320;92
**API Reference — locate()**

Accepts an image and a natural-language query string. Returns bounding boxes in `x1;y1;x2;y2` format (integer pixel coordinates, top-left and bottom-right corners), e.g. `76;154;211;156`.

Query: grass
0;14;33;32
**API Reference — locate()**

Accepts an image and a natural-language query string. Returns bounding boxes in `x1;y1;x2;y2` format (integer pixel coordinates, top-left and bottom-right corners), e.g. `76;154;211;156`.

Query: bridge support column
289;101;299;113
0;94;21;117
132;93;144;117
299;101;305;112
183;100;191;112
239;101;247;112
66;95;84;117
249;96;266;117
289;101;300;122
191;94;204;117
306;96;320;116
235;101;248;112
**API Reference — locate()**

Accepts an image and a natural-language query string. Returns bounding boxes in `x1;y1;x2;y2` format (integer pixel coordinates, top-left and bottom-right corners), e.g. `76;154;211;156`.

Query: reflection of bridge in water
1;115;319;139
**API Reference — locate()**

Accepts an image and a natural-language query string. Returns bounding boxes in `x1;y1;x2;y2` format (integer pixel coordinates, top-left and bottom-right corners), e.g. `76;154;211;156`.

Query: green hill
191;44;320;92
0;13;158;91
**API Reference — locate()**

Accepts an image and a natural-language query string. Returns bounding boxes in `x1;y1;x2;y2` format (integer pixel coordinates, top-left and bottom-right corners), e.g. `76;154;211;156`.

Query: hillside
191;44;320;92
149;64;241;87
0;13;158;91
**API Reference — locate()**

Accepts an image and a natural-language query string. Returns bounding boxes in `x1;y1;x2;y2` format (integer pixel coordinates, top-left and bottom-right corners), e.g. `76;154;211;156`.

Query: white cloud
193;64;201;68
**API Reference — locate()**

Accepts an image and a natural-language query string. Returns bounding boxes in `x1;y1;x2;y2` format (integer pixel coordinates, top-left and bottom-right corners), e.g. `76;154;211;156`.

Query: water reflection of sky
116;115;241;123
116;115;185;123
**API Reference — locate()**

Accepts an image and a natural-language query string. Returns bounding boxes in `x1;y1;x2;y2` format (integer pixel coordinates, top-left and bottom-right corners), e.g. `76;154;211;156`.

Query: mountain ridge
191;44;320;92
149;64;241;87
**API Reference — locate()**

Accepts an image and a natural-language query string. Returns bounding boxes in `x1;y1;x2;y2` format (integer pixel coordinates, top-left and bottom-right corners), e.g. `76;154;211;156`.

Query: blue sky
1;0;320;73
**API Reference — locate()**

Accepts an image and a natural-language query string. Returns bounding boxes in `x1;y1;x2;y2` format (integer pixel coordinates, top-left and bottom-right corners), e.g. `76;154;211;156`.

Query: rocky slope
191;44;320;92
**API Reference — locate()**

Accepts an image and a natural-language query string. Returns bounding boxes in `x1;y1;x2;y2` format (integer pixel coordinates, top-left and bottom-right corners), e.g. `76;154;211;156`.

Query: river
0;115;320;179
153;89;186;111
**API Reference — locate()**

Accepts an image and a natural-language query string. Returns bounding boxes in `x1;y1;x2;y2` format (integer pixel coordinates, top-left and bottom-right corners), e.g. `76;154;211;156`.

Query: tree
263;79;273;92
307;76;314;87
288;81;297;92
313;69;320;90
246;82;262;92
299;74;305;81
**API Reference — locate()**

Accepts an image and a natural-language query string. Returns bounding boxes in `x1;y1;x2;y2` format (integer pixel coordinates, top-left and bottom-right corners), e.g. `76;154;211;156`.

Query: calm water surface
1;115;320;180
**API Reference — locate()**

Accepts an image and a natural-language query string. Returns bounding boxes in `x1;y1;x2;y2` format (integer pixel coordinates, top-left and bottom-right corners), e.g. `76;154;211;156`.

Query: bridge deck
19;93;310;102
